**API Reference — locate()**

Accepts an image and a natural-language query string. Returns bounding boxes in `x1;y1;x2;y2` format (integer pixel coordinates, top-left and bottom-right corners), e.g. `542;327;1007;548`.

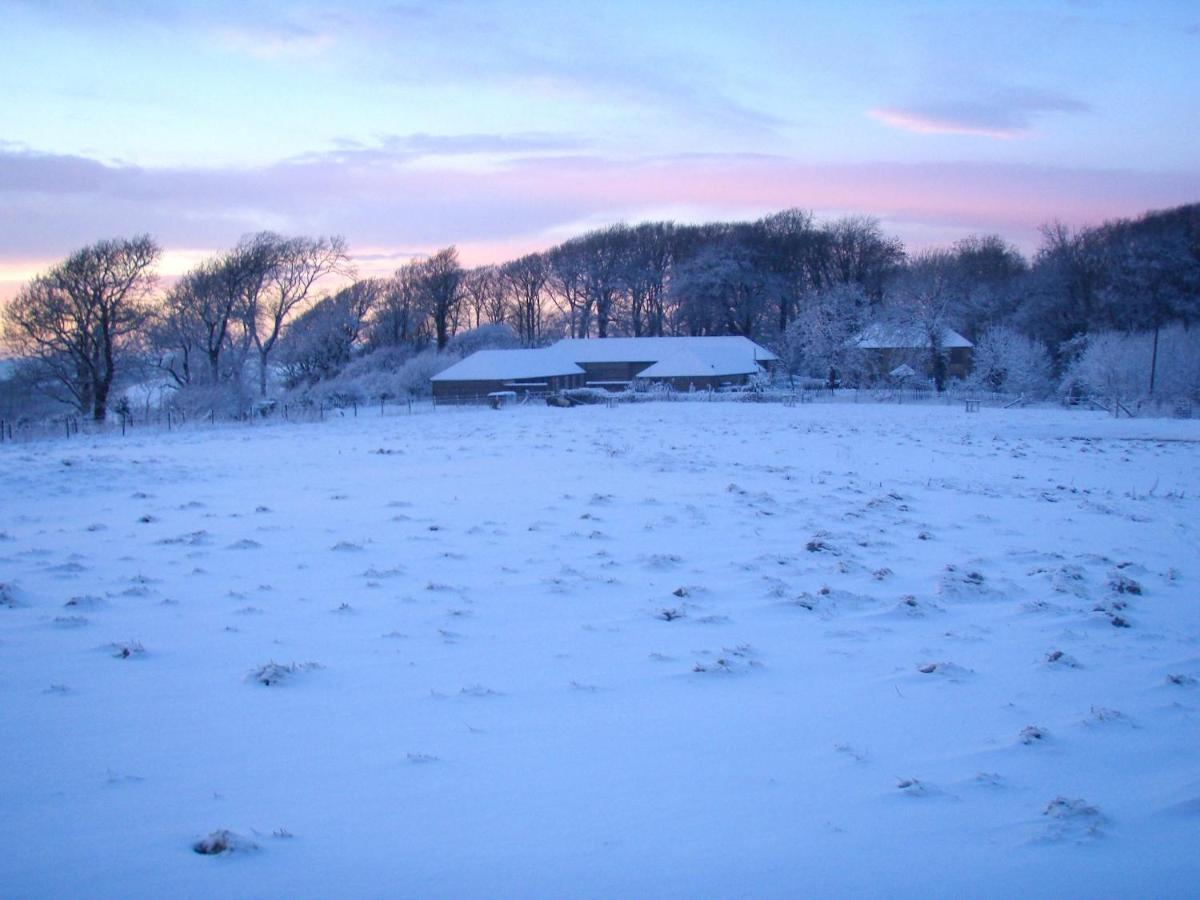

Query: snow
2;401;1199;897
434;337;776;384
855;324;974;349
635;347;758;378
430;349;584;381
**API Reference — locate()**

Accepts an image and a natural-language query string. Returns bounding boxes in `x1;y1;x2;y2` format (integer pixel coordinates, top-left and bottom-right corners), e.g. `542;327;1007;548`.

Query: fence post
209;408;215;425
121;413;126;437
352;399;357;417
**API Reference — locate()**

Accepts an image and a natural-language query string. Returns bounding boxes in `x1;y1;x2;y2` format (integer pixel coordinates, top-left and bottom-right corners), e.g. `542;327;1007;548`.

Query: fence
0;395;438;445
8;383;1178;448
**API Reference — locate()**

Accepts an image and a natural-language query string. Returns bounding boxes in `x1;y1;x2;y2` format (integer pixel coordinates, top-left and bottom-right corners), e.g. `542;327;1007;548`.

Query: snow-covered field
2;401;1198;898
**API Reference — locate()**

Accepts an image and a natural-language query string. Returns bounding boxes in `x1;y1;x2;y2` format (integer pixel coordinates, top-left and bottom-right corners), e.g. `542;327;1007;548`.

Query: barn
430;349;585;402
431;336;777;401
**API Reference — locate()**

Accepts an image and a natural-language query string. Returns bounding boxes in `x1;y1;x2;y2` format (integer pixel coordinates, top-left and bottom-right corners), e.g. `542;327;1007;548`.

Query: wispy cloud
212;21;336;59
869;88;1091;139
297;132;586;167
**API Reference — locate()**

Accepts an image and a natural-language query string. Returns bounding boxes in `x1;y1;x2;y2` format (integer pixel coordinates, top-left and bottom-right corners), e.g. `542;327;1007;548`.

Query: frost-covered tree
670;228;778;337
278;279;382;387
779;282;868;386
883;249;958;391
1065;331;1152;409
968;326;1053;397
1065;326;1200;408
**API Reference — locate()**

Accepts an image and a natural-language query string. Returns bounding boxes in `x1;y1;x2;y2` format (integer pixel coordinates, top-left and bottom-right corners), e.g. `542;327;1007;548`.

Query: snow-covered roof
434;337;778;384
433;337;778;384
549;336;778;364
854;324;973;350
430;349;584;382
635;347;760;379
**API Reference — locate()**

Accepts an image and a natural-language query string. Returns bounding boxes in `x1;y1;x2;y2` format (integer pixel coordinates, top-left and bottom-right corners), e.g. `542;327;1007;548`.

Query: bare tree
3;235;159;420
574;227;626;338
461;265;504;329
156;241;267;387
823;216;905;302
370;262;431;350
242;233;351;396
546;241;590;338
418;247;464;350
502;253;550;346
758;209;831;334
620;223;674;337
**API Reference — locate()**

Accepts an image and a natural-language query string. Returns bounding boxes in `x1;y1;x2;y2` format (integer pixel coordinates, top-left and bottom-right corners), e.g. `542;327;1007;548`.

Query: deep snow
1;400;1198;898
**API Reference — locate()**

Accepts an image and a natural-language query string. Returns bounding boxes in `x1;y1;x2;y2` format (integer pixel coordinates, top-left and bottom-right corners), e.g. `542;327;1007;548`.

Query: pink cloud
867;108;1021;139
0;145;1195;291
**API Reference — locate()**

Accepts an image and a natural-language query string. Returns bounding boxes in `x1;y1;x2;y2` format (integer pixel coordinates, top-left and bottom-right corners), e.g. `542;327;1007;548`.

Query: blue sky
1;0;1197;289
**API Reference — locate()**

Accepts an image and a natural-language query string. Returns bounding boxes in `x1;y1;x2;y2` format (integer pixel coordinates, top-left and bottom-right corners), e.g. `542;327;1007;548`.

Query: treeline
2;203;1197;421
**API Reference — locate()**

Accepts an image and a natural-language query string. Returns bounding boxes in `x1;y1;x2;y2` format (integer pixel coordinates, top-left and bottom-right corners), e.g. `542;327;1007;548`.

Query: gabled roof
550;336;778;364
635;347;760;378
854;324;973;350
430;349;584;382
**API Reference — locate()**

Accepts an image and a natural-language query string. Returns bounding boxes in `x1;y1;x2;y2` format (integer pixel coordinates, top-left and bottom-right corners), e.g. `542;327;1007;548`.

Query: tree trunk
1149;323;1160;396
436;315;448;350
258;351;269;397
93;379;110;422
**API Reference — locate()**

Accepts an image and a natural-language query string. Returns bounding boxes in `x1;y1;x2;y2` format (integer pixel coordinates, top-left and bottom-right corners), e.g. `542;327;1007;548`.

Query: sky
0;0;1197;296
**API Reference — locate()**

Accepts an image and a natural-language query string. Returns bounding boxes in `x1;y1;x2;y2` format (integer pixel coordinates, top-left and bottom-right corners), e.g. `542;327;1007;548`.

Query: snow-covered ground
2;401;1198;898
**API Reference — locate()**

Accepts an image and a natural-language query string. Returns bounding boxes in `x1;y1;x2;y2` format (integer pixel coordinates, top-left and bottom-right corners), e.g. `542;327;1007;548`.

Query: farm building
853;324;974;381
429;349;586;402
431;336;777;401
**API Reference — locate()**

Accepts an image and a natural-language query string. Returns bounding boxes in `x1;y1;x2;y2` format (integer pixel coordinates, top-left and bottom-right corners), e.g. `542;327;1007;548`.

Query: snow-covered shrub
247;660;321;686
291;347;453;404
445;323;520;357
166;380;254;419
0;582;22;608
193;830;259;855
967;326;1054;397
